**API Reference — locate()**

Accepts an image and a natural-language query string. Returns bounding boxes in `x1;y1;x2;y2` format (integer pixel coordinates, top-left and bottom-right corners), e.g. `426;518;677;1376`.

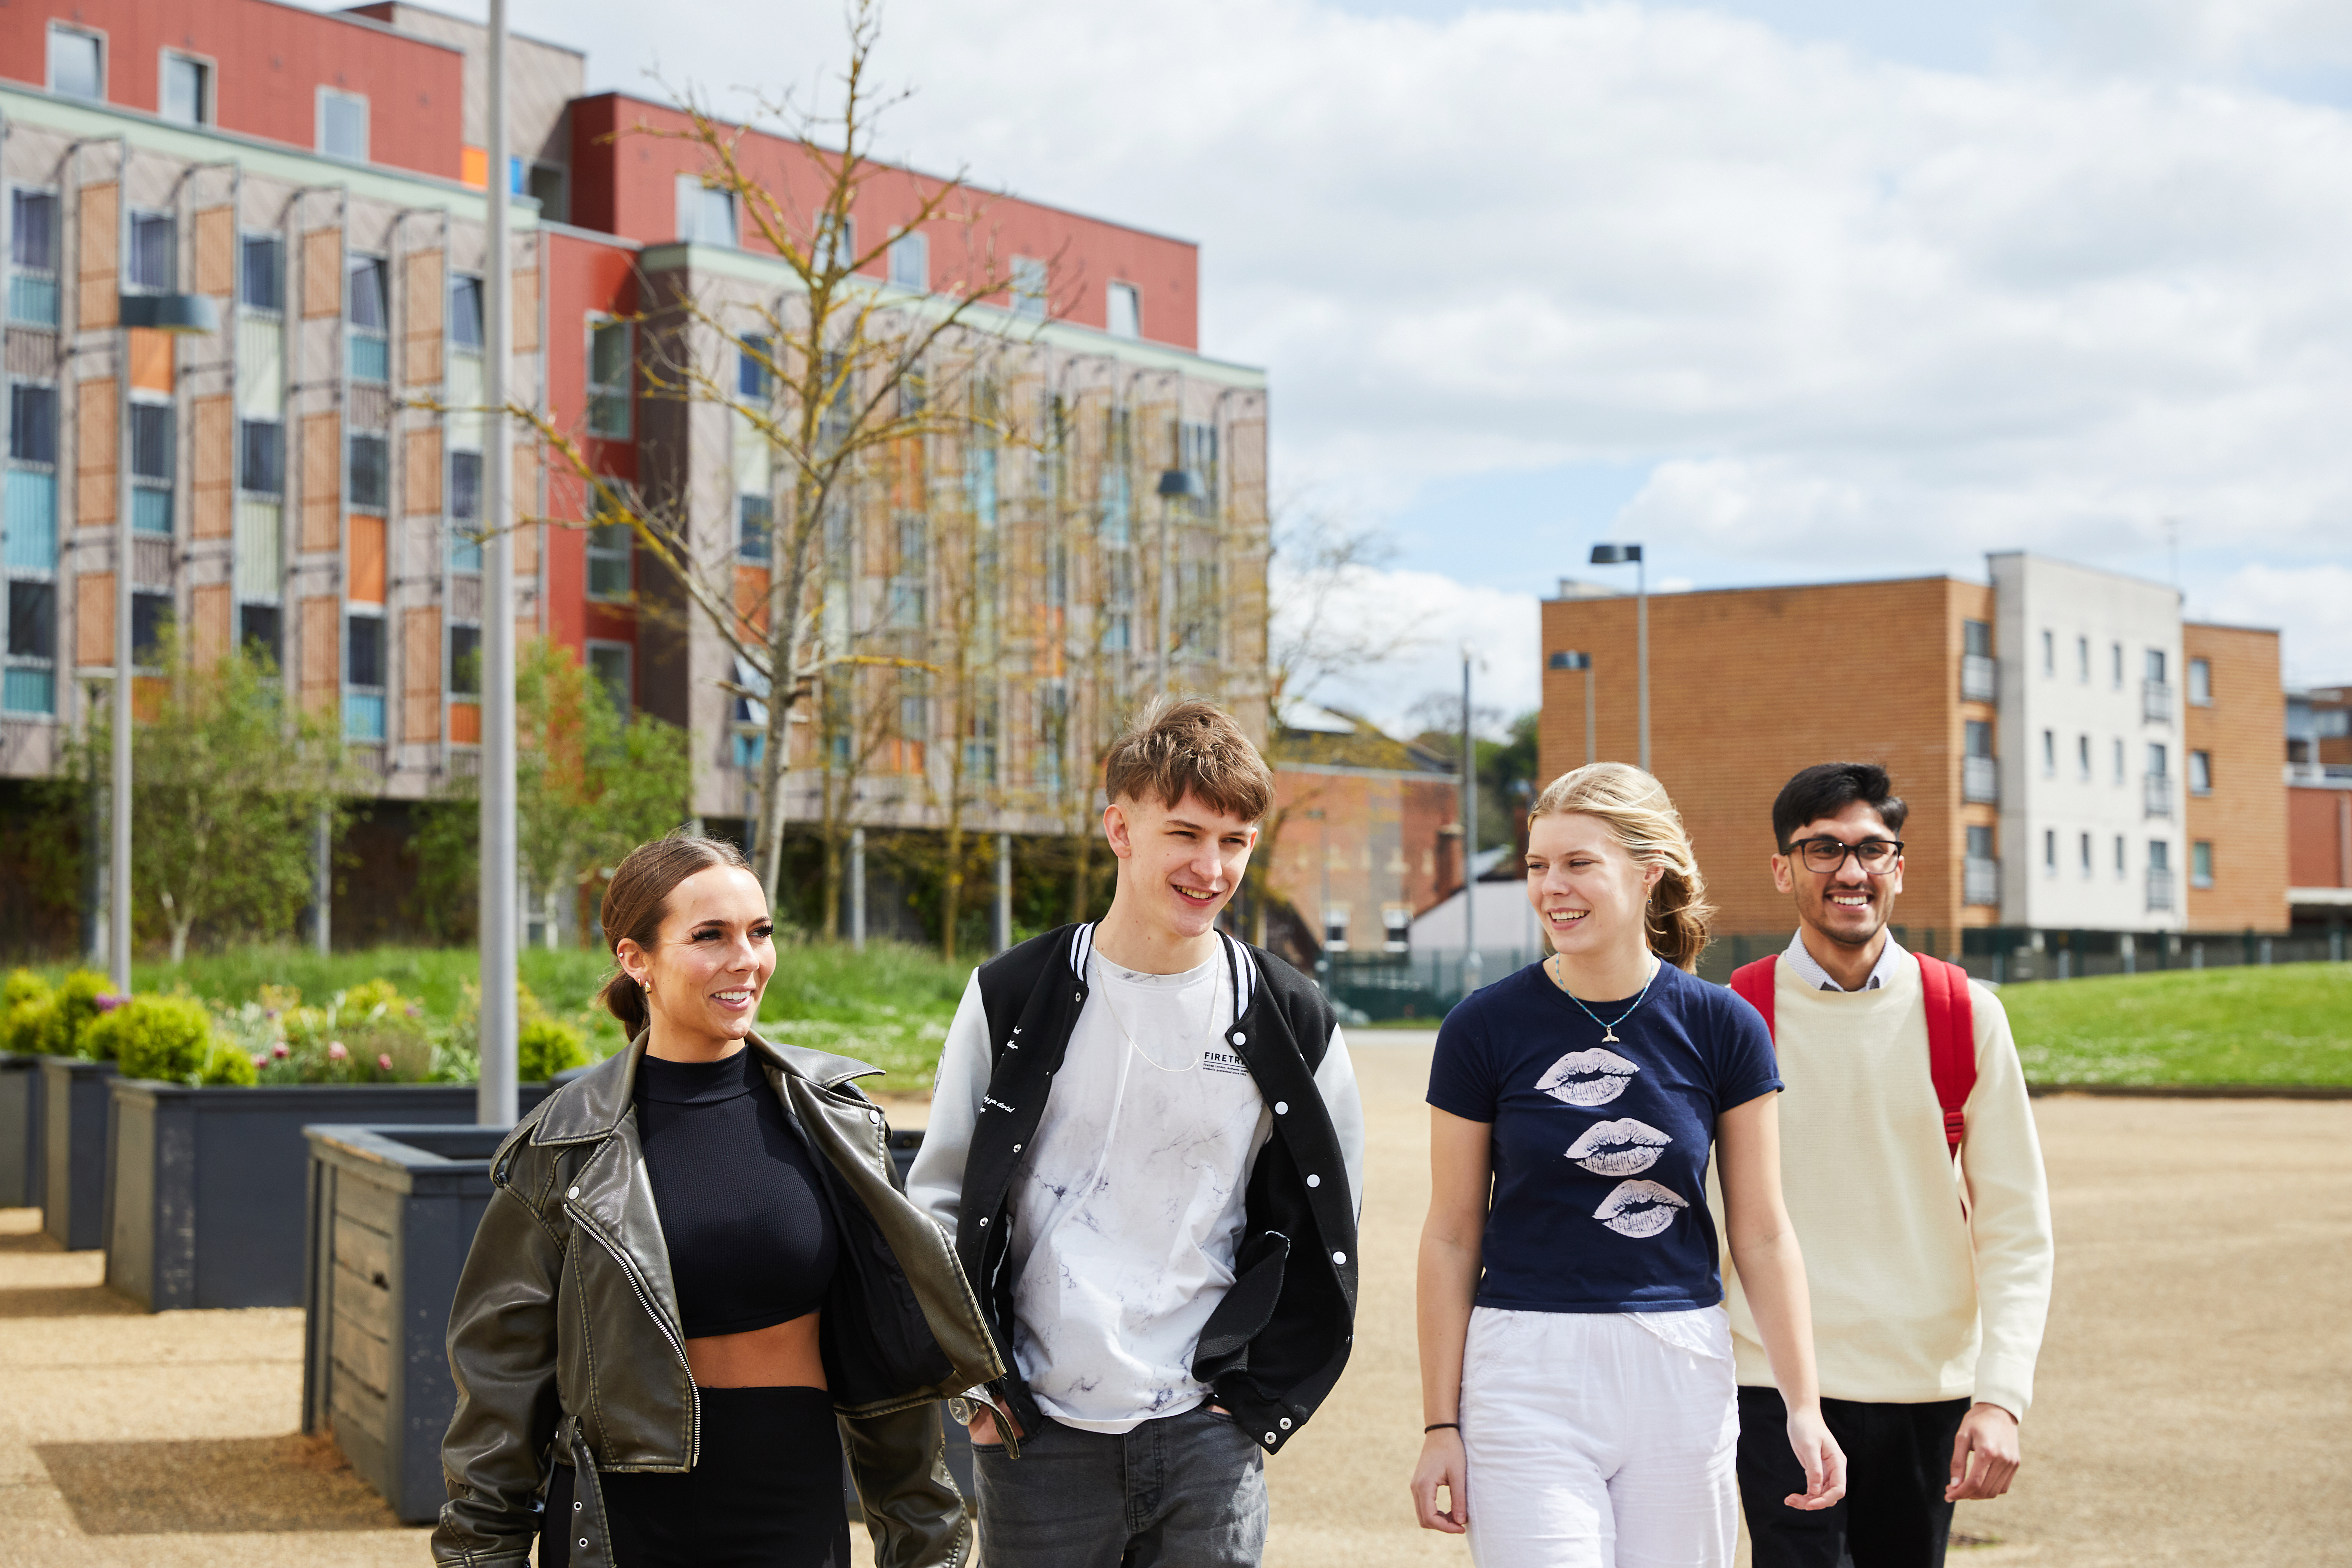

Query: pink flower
271;1042;290;1059
377;1053;393;1071
251;1053;267;1070
95;992;126;1013
405;1004;422;1018
327;1041;348;1061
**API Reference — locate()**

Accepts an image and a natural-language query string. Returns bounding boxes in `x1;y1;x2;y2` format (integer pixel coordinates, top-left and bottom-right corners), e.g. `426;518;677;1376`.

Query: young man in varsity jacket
906;696;1365;1566
1717;763;2055;1568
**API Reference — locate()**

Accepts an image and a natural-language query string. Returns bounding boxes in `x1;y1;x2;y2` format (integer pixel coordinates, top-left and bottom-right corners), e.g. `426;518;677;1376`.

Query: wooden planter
42;1057;118;1250
0;1054;44;1210
106;1080;553;1312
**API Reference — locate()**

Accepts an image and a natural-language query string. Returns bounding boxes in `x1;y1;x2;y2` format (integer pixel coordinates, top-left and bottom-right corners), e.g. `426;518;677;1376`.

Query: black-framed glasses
1787;837;1903;875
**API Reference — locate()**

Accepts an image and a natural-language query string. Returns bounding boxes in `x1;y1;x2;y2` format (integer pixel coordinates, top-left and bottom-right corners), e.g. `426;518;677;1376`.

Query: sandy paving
3;1034;2347;1566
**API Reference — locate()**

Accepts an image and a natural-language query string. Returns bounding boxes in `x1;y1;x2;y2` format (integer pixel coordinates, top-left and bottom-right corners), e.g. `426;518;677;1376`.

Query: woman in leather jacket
434;832;1006;1568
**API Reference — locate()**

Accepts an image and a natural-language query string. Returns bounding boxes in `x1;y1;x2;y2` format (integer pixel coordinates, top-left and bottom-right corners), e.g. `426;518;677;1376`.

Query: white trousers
1459;1305;1738;1568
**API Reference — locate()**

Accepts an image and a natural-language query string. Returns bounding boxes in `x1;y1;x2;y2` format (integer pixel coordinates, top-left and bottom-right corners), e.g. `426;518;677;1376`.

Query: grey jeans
972;1404;1269;1568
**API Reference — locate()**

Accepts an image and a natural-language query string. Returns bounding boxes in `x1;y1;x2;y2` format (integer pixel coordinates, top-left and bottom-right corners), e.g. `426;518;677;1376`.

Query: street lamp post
1301;808;1329;996
478;0;519;1128
112;292;220;994
1548;649;1594;765
1589;543;1646;773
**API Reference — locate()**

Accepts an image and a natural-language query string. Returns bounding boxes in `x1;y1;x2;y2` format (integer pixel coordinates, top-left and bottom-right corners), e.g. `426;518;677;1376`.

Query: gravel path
3;1032;2345;1565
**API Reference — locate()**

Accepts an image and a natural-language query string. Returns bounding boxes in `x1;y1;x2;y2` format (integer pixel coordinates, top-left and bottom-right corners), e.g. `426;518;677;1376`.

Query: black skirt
542;1386;851;1568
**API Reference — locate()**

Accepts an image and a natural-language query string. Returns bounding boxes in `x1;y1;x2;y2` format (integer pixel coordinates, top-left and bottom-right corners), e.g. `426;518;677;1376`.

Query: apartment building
0;0;1267;935
1261;709;1461;964
1535;553;2288;972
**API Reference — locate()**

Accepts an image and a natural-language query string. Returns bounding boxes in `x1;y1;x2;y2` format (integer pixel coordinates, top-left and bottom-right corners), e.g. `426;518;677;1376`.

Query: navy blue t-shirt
1427;958;1781;1314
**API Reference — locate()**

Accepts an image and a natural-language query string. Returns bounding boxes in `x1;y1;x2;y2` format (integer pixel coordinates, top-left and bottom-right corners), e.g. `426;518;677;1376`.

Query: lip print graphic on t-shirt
1536;1047;1639;1106
1593;1178;1689;1238
1565;1117;1671;1176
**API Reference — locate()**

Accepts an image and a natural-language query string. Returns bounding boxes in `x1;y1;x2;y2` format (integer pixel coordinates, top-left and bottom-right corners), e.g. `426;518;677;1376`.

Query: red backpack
1728;953;1976;1157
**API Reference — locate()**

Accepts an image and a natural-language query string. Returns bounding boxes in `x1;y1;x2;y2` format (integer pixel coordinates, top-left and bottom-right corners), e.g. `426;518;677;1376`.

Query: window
2188;656;2211;706
889;229;928;291
49;26;103;102
241;234;284;311
2041;729;2056;776
889;514;928;627
1107;281;1141;339
586;642;630;715
448;623;481;695
586;319;631;437
737;494;772;563
344;613;385;740
586;490;631;600
2149;839;2170;872
527;163;566;223
2115;834;2126;877
1963;619;1991;658
2112;737;2124;785
7;581;55;659
738;335;772;401
240;604;280;666
2191;840;2213;888
1966;825;1994;861
238;420;282;495
2079;831;2093;877
813;213;855;274
2039;628;2053;675
2188;750;2212;795
319;89;369;161
131;402;173;535
348;433;388;511
2111;641;2124;688
676;176;736;246
131;590;171;665
446;450;483;570
449;276;484;351
9;190;59;325
127;211;174;292
10;385;58;466
2076;733;2090;780
161;53;211;126
347;256;388;380
2043;829;2056;875
2147;741;2168;780
1011;255;1047;320
2146;647;2166;684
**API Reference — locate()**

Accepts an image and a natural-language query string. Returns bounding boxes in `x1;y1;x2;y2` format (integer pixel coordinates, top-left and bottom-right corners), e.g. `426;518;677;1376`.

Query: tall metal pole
850;827;867;952
478;0;519;1126
994;832;1012;954
1584;663;1596;767
1461;647;1480;996
1636;553;1649;775
111;324;132;995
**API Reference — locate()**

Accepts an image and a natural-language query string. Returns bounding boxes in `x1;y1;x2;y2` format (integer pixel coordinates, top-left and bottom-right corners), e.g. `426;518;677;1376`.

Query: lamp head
1588;542;1642;565
1548;650;1592;671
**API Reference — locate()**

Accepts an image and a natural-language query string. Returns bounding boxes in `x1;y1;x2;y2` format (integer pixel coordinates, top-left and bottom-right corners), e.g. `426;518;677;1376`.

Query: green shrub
5;996;50;1056
35;970;118;1059
200;1039;260;1087
90;996;216;1083
3;968;47;1010
518;1019;591;1082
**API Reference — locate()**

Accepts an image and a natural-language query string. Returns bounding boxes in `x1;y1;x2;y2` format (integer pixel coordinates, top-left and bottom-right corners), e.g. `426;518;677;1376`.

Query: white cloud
2203;563;2352;686
1271;564;1542;737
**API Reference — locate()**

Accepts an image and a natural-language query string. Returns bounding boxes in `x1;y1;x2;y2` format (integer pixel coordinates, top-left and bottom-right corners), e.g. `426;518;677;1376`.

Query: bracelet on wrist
1423;1421;1460;1434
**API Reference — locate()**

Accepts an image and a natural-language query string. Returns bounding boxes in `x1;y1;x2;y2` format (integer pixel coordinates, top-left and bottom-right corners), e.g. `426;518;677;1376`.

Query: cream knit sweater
1712;954;2055;1418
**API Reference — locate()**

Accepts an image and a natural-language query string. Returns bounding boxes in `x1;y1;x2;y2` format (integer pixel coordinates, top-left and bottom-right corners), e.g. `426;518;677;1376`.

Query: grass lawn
27;940;975;1090
1996;962;2352;1087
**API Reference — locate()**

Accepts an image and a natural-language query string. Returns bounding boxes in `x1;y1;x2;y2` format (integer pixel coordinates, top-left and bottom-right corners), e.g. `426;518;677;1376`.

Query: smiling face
1772;799;1905;950
1525;810;1664;966
614;864;776;1056
1104;789;1259;944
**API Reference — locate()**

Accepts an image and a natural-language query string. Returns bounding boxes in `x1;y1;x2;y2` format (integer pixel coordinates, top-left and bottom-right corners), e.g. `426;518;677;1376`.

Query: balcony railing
1962;755;1999;804
1961;653;1997;703
1964;857;2000;907
2144;774;2173;818
2143;678;2173;723
2147;866;2176;911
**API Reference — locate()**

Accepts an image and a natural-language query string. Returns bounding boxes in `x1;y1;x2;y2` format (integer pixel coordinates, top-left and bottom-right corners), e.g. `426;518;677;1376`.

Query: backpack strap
1728;956;1777;1039
1918;955;1976;1157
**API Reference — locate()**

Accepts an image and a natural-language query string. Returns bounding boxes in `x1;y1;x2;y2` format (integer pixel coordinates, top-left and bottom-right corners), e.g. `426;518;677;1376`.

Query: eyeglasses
1786;837;1903;875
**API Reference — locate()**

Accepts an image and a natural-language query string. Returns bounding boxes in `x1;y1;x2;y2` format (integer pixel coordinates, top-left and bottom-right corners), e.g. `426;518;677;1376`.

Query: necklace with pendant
1548;953;1658;1044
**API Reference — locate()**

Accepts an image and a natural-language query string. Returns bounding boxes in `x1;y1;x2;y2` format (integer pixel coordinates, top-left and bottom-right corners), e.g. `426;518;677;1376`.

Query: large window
6;377;59;714
2187;656;2212;706
586;318;631;437
318;88;369;161
449;275;484;351
737;494;772;563
131;591;171;665
676;176;736;246
127;211;174;292
161;53;212;126
4;580;55;715
130;402;173;535
888;514;927;627
238;420;283;495
889;230;928;291
347;256;388;381
738;335;773;400
448;450;483;571
2188;749;2212;795
348;433;388;511
48;26;103;101
9;189;59;325
240;604;280;666
586;642;631;715
10;385;58;466
586;489;631;600
1106;281;1141;339
448;623;481;696
2191;840;2213;889
344;613;385;740
1011;255;1047;320
241;234;284;311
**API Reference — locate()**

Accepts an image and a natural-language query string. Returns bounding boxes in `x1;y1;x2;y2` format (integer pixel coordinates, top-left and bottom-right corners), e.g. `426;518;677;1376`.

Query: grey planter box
107;1080;553;1312
0;1054;45;1210
43;1057;118;1250
302;1123;508;1525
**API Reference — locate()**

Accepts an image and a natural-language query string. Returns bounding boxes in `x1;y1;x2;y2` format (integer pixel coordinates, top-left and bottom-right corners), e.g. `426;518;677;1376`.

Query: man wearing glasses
1719;763;2053;1568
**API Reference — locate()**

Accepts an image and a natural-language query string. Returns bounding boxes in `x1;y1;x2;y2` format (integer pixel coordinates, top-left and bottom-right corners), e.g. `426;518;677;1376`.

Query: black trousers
1737;1386;1971;1568
541;1386;851;1568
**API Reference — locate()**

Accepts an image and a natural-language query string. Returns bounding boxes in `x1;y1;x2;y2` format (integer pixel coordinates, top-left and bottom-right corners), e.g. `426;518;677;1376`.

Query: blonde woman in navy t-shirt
1411;763;1846;1567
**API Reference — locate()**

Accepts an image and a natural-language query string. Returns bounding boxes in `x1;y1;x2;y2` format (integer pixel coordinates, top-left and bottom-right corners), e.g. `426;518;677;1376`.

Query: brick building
1537;553;2290;977
1260;709;1460;964
0;0;1267;945
2287;685;2352;936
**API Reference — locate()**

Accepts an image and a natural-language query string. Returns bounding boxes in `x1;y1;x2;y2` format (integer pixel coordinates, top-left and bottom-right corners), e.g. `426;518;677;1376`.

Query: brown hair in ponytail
595;831;756;1040
1526;762;1715;972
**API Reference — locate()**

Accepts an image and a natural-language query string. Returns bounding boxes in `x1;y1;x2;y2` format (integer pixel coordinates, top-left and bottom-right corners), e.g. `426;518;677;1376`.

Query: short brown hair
1102;696;1274;823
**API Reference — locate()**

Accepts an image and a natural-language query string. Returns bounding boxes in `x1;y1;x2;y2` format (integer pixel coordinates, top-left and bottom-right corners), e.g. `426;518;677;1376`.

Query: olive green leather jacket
433;1034;1006;1568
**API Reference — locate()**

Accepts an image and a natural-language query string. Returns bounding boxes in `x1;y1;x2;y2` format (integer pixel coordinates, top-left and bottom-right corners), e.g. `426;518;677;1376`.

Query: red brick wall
2182;623;2289;930
2288;787;2350;889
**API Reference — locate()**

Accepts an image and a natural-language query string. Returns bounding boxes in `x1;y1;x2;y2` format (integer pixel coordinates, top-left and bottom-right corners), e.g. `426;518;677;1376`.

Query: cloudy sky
365;0;2352;730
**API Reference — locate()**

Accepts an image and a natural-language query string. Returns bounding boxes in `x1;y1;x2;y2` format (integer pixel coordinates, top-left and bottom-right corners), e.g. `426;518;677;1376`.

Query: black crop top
633;1047;839;1339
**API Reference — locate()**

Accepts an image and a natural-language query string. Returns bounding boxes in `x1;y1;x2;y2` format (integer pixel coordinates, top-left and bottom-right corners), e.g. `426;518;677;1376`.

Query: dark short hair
1771;762;1908;851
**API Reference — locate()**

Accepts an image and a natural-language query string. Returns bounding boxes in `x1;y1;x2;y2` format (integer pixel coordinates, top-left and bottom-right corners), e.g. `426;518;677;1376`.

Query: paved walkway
3;1032;2346;1565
